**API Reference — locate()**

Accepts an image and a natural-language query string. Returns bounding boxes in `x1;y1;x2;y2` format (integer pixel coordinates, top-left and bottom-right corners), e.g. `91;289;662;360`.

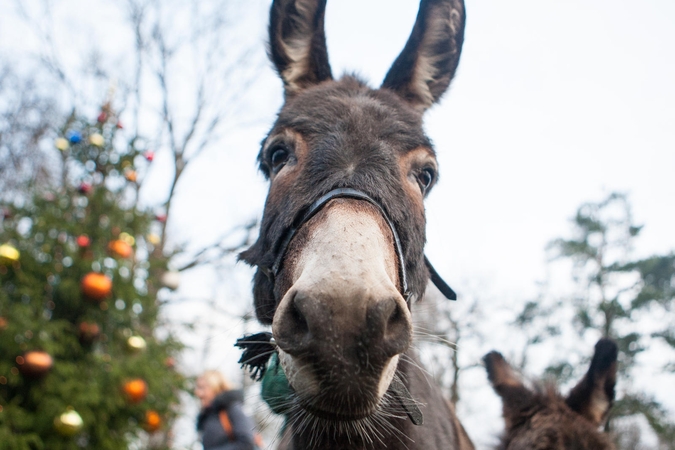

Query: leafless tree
0;64;59;200
413;285;487;407
8;0;266;285
4;0;268;447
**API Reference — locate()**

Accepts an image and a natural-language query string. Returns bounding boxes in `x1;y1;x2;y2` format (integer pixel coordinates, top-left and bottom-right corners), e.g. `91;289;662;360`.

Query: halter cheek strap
257;188;456;302
425;255;457;301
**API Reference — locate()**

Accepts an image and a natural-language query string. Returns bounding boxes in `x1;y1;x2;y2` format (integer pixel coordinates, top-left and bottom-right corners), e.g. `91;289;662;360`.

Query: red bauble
78;322;101;344
97;112;108;123
76;235;91;248
18;350;53;378
144;151;155;162
155;214;167;223
78;183;92;194
81;273;113;301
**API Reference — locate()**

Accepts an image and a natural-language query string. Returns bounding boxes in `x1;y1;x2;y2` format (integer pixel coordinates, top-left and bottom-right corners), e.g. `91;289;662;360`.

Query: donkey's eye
417;168;435;193
269;146;290;173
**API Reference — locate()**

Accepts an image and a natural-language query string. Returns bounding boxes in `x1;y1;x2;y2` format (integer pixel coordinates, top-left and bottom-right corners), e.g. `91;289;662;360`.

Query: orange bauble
108;240;133;258
18;350;53;378
123;379;148;404
81;273;112;301
124;169;138;183
142;410;162;432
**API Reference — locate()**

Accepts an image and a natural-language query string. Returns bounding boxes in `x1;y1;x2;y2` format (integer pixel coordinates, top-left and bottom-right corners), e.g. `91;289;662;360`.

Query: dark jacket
196;390;255;450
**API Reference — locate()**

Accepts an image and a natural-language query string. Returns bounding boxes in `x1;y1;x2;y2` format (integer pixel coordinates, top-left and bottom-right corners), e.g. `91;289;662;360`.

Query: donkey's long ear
382;0;465;111
269;0;333;96
566;338;618;427
484;351;534;426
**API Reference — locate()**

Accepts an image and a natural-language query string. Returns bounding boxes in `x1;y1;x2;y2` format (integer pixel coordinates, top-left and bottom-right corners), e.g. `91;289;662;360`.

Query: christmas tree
0;102;186;449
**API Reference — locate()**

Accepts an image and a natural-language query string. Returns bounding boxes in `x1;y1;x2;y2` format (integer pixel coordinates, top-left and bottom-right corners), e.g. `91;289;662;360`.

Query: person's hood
210;389;244;411
197;389;245;430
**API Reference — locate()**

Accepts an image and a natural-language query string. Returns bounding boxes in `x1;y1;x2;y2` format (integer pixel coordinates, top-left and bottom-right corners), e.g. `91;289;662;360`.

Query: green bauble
54;408;83;437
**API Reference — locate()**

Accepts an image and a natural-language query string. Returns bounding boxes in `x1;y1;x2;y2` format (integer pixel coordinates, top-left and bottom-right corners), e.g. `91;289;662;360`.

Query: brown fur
240;1;471;448
484;339;618;450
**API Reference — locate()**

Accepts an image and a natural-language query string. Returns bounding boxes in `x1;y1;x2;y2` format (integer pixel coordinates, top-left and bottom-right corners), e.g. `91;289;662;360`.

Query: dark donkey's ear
566;338;618;427
484;351;535;425
268;0;333;96
382;0;466;111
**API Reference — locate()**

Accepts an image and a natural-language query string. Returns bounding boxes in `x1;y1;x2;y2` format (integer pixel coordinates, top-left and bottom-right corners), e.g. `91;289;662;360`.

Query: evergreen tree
0;103;185;449
515;192;675;449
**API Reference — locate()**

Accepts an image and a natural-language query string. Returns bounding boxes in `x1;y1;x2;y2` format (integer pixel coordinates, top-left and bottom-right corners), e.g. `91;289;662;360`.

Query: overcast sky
165;0;675;300
3;0;674;448
171;0;675;299
320;0;675;299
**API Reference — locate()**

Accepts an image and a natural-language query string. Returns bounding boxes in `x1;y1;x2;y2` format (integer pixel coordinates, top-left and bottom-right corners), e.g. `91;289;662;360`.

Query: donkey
484;338;618;450
238;0;473;448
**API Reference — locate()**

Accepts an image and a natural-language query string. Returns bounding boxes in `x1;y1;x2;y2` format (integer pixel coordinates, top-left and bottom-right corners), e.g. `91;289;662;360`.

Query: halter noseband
257;187;456;302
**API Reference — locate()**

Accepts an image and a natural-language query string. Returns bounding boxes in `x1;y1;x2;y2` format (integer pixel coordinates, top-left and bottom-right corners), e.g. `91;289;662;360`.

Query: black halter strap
259;188;456;302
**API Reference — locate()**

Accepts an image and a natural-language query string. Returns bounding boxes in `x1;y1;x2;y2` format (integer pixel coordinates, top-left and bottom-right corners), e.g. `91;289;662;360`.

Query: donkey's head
484;339;618;450
240;0;465;422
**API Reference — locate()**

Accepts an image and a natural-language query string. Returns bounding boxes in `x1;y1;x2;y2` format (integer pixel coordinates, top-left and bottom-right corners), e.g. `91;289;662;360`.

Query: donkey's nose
273;288;411;361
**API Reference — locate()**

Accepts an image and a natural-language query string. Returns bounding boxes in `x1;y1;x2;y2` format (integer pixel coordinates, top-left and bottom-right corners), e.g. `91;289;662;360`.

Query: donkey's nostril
387;300;411;354
273;290;312;356
367;297;411;357
387;301;403;332
289;294;309;335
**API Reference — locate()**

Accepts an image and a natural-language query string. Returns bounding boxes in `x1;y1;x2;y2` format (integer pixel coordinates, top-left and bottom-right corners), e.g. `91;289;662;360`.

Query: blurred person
195;370;255;450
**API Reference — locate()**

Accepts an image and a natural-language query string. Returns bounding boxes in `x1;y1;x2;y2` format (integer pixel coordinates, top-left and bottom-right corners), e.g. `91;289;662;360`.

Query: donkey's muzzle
274;288;412;364
273;286;411;416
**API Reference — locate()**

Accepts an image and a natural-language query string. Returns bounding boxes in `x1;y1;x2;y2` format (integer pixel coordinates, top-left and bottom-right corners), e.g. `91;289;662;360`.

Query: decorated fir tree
0;103;185;449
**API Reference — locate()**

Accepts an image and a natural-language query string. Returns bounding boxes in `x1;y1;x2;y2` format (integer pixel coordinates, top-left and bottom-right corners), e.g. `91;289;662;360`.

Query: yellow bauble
55;137;70;151
146;234;161;246
54;408;83;437
127;335;147;353
0;244;20;263
118;232;135;246
89;133;105;147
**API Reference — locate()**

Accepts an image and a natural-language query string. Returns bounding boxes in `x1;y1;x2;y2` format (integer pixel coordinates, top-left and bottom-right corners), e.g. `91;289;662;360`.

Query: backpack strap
218;410;235;441
254;433;265;449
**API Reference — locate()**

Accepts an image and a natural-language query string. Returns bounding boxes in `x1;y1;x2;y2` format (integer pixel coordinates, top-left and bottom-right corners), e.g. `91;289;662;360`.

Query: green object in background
261;353;293;416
